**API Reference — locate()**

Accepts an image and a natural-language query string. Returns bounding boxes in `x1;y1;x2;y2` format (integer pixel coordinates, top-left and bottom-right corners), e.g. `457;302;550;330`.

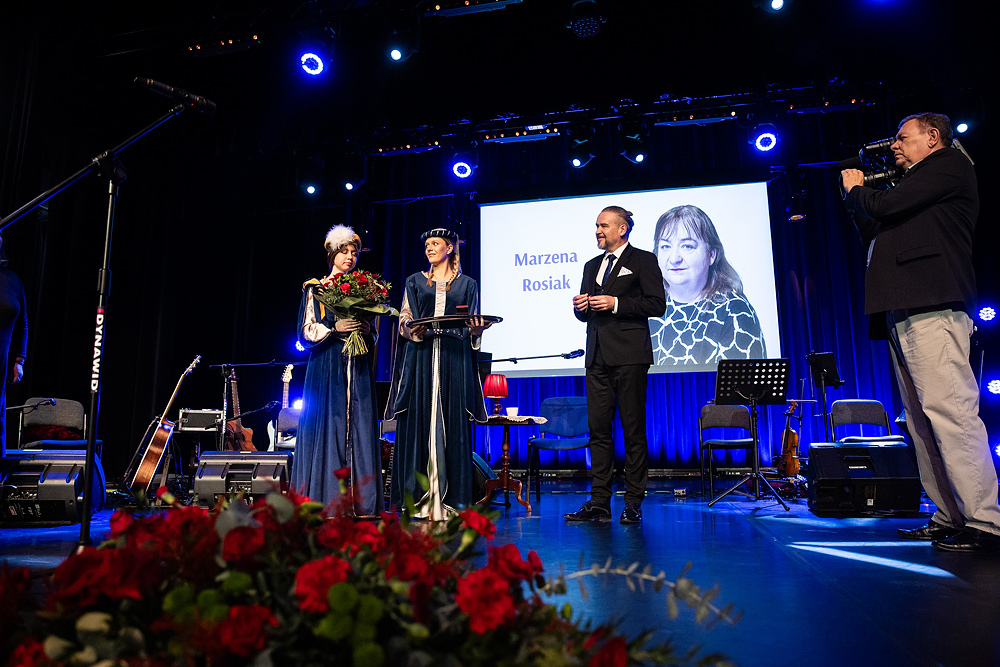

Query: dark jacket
575;243;666;366
844;146;978;338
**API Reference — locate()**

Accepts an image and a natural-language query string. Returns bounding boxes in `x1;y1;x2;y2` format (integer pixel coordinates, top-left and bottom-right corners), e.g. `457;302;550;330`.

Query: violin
777;400;801;477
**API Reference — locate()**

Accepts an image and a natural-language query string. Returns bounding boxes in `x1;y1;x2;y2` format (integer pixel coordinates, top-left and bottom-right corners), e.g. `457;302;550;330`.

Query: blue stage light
956;122;969;134
995;442;1000;458
305;184;317;195
389;48;403;61
752;125;778;152
980;306;996;322
770;0;784;9
300;52;325;75
450;151;477;179
345;182;355;191
293;398;304;410
295;340;306;352
988;380;1000;395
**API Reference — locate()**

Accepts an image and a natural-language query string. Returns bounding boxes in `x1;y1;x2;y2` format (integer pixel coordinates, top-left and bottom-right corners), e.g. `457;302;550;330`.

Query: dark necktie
599;254;615;292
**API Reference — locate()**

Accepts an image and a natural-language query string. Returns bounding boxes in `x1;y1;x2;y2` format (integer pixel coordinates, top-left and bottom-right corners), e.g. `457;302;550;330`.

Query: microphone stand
490;350;584;364
1;103;194;551
209;361;305;450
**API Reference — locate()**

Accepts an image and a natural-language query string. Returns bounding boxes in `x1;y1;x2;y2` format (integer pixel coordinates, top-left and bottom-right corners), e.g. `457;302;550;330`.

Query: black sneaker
564;500;612;522
620;502;642;524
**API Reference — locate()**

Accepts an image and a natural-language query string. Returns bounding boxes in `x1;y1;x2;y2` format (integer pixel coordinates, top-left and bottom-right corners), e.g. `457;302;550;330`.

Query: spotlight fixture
451;154;477;178
295;151;325;195
386;12;420;62
567;0;605;38
567;123;596;169
753;0;788;12
300;52;325;75
979;306;996;322
750;123;779;152
956;122;969;134
989;380;1000;395
619;118;649;165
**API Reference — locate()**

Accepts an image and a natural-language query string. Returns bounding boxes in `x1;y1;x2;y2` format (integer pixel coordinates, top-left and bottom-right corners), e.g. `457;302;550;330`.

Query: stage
3;478;999;667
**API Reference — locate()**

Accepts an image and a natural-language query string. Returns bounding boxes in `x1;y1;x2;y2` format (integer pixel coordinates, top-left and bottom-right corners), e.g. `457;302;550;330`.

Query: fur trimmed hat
420;228;459;243
324;224;361;252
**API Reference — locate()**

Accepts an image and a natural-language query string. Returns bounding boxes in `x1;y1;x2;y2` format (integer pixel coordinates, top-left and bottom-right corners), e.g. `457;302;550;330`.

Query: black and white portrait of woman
648;205;765;365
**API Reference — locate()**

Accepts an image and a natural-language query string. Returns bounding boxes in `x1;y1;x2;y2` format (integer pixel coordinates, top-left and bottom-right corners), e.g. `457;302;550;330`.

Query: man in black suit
842;112;1000;553
565;206;666;524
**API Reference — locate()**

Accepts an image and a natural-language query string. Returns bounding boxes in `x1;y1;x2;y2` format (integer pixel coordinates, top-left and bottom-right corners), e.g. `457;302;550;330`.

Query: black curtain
3;4;997;481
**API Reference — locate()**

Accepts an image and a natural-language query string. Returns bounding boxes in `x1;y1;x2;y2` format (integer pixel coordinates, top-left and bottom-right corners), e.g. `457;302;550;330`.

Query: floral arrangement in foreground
1;477;739;667
314;269;396;356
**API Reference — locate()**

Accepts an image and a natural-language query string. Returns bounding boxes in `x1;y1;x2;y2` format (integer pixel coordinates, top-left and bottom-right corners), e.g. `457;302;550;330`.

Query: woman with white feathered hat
291;224;381;516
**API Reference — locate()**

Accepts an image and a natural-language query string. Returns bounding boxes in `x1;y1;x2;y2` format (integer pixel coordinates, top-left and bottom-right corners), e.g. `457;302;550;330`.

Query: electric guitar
266;364;294;449
224;369;257;451
123;356;201;496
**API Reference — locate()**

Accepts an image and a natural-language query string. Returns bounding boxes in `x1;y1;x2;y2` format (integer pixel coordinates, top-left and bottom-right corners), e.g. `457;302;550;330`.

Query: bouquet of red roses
313;269;397;356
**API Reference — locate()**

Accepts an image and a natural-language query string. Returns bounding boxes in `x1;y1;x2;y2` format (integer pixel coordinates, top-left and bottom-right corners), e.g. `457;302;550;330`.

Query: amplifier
193;451;292;508
177;408;224;432
807;442;921;515
0;449;106;523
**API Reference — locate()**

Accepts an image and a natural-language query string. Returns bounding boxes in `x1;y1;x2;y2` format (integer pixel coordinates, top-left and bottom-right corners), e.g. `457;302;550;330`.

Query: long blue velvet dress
291;279;381;516
388;272;486;519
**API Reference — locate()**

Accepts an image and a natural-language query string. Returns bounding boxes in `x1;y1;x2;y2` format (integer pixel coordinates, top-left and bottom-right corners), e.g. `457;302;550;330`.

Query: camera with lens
839;137;904;190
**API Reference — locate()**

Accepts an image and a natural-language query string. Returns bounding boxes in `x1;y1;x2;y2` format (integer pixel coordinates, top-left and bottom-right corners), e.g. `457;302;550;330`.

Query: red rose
218;605;278;659
109;509;134;539
0;564;31;630
459;509;496;540
589;636;627;667
334;467;351;480
385;552;430;583
6;636;47;667
294;556;352;613
340;283;351;294
222;525;267;566
488;543;543;581
357;274;369;285
49;547;159;610
456;567;516;634
351;521;385;554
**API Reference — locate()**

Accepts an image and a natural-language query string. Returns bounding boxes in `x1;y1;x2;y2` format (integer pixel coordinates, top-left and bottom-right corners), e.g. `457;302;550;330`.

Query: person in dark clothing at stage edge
842;112;1000;553
565;206;666;524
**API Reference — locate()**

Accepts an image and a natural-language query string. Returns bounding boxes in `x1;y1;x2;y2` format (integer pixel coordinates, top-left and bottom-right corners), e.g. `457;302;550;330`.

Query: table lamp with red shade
482;373;508;415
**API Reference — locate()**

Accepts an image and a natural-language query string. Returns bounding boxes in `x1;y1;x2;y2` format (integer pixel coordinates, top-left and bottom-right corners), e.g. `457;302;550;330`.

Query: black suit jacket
575;244;666;366
844;146;978;338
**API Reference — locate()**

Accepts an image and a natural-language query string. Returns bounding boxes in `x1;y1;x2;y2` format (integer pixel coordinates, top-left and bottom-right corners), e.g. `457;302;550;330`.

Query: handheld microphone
135;77;217;114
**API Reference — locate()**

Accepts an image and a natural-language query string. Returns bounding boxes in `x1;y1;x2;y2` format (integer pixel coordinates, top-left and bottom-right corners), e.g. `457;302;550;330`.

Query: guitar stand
708;359;791;511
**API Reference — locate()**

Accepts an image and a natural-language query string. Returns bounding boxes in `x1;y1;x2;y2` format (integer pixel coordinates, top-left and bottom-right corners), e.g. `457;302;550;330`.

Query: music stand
709;358;791;511
805;351;844;442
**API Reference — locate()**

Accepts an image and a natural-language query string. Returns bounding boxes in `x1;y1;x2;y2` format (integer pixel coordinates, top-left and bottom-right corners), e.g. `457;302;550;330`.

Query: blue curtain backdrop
368;118;908;475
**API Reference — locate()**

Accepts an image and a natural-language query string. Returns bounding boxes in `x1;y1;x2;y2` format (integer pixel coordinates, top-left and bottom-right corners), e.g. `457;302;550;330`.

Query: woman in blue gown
387;228;491;520
292;225;381;516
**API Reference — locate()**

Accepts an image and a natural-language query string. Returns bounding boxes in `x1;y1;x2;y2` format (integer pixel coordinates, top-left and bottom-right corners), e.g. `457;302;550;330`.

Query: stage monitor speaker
0;449;106;523
807;442;921;515
193;451;292;508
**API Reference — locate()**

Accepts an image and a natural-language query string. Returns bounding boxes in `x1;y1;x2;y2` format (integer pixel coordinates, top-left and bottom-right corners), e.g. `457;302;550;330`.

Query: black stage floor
3;479;999;667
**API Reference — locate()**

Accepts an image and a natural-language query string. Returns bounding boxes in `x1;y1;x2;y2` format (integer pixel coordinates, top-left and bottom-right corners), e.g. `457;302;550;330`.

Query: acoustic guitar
123;355;201;496
224;369;257;451
266;364;294;449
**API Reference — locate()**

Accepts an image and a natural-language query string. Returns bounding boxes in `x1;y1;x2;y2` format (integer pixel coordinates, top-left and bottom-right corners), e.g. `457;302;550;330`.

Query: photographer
841;112;1000;553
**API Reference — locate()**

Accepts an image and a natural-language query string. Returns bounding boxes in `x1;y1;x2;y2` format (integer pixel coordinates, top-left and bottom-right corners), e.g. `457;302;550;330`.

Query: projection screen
479;182;780;377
